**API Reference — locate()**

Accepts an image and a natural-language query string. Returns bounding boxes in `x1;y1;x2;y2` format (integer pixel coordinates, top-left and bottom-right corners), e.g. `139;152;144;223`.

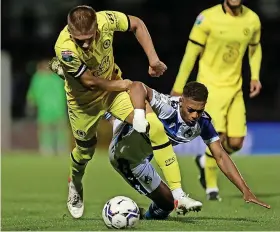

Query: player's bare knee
228;138;244;151
130;81;144;91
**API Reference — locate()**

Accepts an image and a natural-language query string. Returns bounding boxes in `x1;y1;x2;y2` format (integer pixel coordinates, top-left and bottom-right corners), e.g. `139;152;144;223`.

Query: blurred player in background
50;5;189;218
125;81;270;218
26;59;69;156
171;0;262;201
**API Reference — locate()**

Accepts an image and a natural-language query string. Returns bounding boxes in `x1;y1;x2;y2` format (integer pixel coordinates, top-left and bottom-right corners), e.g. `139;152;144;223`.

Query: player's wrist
251;76;260;81
148;55;160;66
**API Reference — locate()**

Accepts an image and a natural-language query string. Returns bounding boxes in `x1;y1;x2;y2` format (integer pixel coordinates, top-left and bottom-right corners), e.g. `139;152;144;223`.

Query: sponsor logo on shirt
103;39;111;49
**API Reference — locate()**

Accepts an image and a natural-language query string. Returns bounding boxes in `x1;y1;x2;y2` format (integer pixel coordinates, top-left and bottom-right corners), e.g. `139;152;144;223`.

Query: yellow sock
205;147;219;191
70;146;95;192
146;113;181;190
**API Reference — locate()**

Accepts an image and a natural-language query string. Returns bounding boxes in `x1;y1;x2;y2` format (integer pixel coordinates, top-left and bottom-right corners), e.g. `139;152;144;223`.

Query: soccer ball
102;196;140;229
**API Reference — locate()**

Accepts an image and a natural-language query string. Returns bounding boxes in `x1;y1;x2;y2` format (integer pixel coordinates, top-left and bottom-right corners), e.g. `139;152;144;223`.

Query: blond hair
67;5;97;35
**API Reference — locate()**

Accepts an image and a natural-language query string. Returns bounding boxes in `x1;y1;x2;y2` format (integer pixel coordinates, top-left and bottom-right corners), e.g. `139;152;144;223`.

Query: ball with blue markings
102;196;140;229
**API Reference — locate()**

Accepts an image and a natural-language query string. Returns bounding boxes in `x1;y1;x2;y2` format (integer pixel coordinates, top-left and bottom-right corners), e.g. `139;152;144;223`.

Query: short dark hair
67;5;97;35
182;81;208;102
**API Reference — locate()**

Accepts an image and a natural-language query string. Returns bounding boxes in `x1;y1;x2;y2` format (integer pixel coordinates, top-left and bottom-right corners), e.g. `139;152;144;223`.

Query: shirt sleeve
101;11;130;32
200;117;220;145
189;11;211;46
149;89;177;119
250;16;261;45
55;47;87;78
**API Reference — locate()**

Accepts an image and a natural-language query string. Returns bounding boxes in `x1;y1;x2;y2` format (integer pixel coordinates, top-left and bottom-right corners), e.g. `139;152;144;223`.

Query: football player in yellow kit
50;5;188;218
171;0;262;201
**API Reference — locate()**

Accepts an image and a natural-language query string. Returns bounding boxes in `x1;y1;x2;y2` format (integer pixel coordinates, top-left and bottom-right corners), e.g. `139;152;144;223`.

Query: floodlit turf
1;152;280;231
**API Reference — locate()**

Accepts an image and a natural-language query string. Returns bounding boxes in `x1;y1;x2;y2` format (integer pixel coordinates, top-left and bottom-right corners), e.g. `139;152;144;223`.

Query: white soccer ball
102;196;140;229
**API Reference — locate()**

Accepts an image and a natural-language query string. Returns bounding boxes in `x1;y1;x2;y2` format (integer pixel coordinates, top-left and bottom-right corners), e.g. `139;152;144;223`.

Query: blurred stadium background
1;0;280;155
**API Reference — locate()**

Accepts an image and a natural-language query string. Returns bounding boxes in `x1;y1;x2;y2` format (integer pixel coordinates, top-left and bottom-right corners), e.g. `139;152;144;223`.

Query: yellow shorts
205;85;247;137
68;91;133;142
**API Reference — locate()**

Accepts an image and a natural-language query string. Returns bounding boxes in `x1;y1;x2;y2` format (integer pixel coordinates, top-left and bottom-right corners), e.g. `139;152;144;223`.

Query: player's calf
143;181;174;220
68;139;97;218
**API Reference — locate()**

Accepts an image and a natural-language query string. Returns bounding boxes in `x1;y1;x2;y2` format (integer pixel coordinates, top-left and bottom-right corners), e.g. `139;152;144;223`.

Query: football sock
204;148;219;193
144;202;171;220
172;188;185;200
70;146;95;192
146;113;182;191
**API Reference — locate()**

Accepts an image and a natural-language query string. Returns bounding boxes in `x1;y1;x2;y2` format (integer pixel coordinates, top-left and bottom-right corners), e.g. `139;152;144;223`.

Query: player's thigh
68;105;104;146
106;91;134;123
205;86;233;133
109;156;161;196
227;90;247;137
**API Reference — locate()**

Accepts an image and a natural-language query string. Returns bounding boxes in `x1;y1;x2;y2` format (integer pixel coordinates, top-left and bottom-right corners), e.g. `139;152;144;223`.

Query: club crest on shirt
103;39;111;49
195;14;204;25
61;51;73;62
76;130;86;138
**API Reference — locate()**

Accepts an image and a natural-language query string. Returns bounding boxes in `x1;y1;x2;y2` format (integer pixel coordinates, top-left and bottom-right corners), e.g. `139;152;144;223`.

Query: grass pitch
1;152;280;231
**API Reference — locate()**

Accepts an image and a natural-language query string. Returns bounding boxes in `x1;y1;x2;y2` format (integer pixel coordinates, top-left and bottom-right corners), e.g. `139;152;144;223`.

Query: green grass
1;152;280;231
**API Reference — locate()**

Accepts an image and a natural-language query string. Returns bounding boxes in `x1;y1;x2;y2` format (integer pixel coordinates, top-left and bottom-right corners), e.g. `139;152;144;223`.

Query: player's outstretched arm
128;15;167;77
80;69;132;92
171;41;203;96
208;141;271;209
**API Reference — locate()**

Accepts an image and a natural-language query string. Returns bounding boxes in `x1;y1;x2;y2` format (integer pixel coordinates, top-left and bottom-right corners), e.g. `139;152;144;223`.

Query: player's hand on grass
250;80;262;98
149;60;167;77
243;189;271;209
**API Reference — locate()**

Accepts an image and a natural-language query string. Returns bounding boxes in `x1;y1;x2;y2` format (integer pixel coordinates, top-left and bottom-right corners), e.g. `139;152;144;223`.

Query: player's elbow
80;75;99;90
128;15;144;32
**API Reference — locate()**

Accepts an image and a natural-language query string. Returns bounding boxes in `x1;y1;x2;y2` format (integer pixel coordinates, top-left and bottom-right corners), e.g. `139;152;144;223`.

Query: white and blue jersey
150;90;219;146
108;89;219;165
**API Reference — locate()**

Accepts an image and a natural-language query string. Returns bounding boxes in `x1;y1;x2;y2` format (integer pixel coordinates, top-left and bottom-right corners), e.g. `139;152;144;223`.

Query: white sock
172;188;185;200
199;155;206;168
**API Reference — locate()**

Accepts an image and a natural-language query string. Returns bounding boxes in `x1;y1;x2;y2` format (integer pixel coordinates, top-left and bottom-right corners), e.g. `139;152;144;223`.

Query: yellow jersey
54;11;130;109
189;4;261;87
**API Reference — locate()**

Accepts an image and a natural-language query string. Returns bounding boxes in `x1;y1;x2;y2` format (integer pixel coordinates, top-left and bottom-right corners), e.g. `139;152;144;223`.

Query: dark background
2;0;280;121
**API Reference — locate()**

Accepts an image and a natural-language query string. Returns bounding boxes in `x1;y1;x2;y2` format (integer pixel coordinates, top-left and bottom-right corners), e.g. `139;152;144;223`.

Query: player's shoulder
198;111;213;130
242;6;260;23
195;4;222;24
200;4;223;17
200;111;212;121
55;26;78;55
96;11;111;27
96;11;120;31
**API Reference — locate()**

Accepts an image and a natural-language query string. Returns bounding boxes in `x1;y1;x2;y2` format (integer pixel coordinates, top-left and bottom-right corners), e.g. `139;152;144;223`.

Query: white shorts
109;152;161;195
